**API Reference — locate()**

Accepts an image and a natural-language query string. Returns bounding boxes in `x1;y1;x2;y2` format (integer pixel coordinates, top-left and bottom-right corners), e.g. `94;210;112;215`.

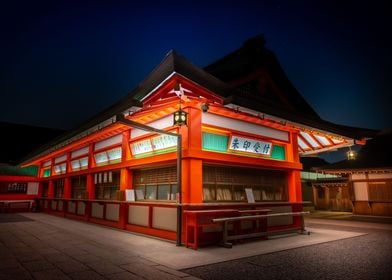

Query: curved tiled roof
19;36;378;165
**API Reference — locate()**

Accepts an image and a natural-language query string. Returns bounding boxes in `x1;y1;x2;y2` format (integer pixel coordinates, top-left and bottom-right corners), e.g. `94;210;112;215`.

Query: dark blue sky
1;0;391;131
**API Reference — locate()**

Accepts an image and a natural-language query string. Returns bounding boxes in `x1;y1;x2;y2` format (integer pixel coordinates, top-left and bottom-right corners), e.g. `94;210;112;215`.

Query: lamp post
172;84;188;245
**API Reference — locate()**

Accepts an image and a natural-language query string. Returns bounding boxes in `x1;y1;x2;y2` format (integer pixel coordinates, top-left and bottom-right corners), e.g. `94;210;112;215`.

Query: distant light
347;149;357;160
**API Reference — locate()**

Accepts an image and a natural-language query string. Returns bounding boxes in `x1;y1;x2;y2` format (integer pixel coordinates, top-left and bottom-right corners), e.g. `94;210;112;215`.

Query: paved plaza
0;212;391;279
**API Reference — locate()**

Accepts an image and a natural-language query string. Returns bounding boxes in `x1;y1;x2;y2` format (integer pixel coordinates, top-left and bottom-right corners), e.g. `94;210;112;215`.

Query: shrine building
14;36;375;246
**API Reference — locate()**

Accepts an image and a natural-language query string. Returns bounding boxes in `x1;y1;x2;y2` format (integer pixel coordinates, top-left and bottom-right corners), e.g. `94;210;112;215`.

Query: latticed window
41;181;49;197
71;176;87;199
54;179;64;198
133;166;177;201
95;171;120;200
202;165;287;202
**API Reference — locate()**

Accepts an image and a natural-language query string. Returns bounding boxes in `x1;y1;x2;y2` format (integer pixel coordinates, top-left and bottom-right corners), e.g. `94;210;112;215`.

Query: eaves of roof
315;132;392;172
225;94;377;140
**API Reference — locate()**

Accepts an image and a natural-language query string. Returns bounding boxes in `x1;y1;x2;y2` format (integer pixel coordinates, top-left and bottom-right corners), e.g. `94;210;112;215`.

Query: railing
37;198;309;245
38;198;178;241
0;200;34;213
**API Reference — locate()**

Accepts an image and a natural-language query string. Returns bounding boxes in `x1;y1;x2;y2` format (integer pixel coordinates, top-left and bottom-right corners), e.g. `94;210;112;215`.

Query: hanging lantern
173;110;188;126
346;149;357;160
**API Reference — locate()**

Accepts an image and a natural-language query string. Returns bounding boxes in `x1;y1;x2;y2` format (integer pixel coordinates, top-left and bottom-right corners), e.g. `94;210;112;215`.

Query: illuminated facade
16;36;375;242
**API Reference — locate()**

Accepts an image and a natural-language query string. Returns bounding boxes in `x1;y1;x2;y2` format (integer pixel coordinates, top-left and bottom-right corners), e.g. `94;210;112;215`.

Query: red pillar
288;170;302;202
48;180;55;198
182;159;203;203
64;177;71;199
122;130;132;161
287;131;302;202
119;168;132;230
86;173;95;199
88;143;96;168
181;105;203;204
120;168;132;191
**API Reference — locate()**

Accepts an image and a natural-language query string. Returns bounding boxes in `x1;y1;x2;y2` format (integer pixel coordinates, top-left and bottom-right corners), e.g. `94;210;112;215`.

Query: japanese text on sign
229;136;272;155
131;135;177;155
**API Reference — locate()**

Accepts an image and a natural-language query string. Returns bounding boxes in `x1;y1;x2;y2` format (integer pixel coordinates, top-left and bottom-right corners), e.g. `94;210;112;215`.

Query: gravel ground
182;222;392;280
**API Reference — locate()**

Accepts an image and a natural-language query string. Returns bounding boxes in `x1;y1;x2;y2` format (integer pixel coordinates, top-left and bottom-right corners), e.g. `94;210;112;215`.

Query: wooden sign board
245;188;255;203
125;189;135;202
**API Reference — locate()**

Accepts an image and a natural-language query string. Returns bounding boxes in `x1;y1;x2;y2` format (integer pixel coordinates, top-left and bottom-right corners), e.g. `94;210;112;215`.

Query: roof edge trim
139;71;177;102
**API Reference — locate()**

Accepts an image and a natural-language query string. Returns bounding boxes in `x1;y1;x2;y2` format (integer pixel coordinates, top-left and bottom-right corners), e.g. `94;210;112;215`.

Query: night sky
1;0;391;131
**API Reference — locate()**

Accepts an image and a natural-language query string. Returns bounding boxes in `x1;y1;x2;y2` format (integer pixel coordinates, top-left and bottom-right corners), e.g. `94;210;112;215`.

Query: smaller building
300;157;349;211
316;131;392;216
0;122;64;212
0;164;40;212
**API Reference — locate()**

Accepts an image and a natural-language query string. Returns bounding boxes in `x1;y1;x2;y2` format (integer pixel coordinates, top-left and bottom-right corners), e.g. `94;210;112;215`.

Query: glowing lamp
346;149;357;160
173;110;188;126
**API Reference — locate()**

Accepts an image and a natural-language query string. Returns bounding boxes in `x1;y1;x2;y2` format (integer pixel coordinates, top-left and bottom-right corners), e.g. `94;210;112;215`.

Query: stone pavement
0;212;381;280
0;213;200;280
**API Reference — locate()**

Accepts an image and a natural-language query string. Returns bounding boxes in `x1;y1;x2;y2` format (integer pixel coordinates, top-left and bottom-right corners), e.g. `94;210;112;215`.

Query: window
41;182;49;197
54;179;64;198
95;171;120;200
71;157;88;171
71;176;87;199
94;147;122;166
133;166;177;201
54;163;67;175
202;165;287;202
43;168;51;177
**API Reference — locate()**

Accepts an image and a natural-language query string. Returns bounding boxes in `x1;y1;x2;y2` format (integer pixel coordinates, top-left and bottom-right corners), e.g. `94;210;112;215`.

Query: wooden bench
212;211;310;248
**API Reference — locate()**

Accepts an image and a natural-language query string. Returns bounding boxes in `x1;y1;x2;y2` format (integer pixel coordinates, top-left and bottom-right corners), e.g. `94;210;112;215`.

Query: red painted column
88;143;96;169
181;105;203;204
120;168;132;191
122;130;132;161
48;180;55;198
86;173;95;199
64;177;71;199
287;130;302;203
289;131;301;163
288;170;302;202
38;182;43;198
119;168;132;229
182;159;203;203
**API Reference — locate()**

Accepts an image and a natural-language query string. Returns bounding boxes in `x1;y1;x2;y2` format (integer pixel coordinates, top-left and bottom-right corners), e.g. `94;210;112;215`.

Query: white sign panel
27;182;39;195
151;135;177;150
131;139;153;155
125;189;136;202
131;135;177;156
245;188;255;203
229;135;272;156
